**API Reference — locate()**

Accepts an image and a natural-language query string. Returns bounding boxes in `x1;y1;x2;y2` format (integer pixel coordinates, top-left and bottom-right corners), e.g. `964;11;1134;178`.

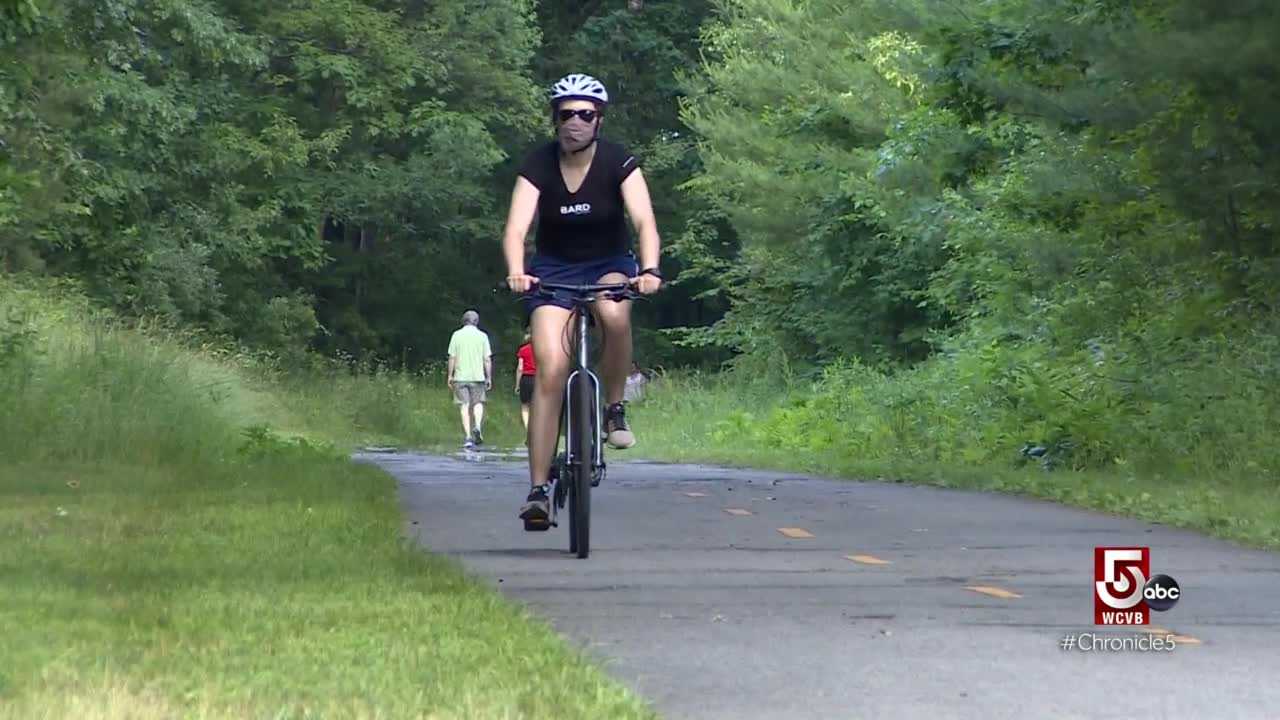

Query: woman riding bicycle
501;73;663;528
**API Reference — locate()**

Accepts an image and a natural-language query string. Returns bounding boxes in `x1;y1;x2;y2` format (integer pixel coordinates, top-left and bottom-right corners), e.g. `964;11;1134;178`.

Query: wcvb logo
1094;547;1180;625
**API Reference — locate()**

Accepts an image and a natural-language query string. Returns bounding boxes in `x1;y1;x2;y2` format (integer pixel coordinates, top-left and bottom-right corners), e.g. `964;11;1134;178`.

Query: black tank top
516;138;641;262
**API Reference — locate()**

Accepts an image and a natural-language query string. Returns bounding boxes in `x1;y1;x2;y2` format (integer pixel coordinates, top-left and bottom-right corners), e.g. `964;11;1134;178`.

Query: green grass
0;459;654;720
627;372;1280;551
0;276;655;719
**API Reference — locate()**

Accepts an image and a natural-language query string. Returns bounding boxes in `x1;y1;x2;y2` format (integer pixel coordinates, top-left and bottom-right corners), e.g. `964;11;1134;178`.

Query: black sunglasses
557;108;599;123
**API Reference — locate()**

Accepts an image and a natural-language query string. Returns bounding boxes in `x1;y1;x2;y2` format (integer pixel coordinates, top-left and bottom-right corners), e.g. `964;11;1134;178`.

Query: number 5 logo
1094;547;1151;624
1096;548;1148;608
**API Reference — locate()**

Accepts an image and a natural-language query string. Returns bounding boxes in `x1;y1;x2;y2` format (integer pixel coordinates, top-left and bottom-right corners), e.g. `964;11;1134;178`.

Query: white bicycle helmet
550;73;609;106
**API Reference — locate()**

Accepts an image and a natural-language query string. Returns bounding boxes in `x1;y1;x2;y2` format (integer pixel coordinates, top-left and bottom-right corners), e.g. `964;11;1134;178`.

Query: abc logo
1143;574;1181;612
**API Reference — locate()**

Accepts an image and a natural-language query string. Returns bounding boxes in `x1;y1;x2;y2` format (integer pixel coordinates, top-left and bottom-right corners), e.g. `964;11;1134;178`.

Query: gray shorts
453;382;487;406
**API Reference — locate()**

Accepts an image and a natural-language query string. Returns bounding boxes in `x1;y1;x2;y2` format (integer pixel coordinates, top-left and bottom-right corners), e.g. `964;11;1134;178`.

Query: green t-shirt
448;325;492;383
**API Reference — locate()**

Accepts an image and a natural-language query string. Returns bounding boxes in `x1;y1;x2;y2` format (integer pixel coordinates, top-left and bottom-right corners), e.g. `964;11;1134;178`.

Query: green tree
1;0;544;366
675;0;953;372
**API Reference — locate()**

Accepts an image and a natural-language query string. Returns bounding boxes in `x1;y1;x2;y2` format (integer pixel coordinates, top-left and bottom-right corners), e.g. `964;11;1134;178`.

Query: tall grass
1;279;243;465
0;274;525;457
268;361;526;452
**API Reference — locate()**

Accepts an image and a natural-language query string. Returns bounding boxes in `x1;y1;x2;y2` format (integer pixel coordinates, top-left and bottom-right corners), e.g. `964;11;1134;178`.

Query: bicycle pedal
523;518;552;532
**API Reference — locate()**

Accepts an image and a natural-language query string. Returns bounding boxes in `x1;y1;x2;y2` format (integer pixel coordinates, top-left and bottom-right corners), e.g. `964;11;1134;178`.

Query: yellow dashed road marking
777;527;814;538
964;585;1022;599
1145;626;1201;644
845;554;892;565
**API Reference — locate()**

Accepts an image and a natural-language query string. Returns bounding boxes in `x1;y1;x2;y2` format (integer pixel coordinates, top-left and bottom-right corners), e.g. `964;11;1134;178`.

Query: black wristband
640;267;663;280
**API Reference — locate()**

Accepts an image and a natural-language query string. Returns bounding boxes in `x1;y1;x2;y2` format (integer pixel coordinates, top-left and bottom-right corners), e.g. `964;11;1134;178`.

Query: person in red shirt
514;331;537;432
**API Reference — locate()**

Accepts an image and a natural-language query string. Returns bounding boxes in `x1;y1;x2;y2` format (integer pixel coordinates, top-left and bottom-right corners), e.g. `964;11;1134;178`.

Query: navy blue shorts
525;252;638;314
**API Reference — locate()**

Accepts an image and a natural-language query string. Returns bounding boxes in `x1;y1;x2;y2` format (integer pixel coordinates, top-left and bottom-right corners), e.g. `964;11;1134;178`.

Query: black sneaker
472;427;484;446
519;485;551;531
605;402;635;449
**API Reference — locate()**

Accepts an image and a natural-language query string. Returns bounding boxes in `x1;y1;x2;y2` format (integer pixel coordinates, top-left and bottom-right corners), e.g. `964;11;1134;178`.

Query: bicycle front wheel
569;372;593;559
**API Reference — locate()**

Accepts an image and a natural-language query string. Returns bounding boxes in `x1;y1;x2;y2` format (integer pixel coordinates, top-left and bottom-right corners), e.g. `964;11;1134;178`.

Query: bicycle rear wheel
568;371;594;559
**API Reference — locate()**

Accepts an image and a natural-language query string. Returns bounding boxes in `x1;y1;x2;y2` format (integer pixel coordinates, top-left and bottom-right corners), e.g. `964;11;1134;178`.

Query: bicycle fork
563;307;604;476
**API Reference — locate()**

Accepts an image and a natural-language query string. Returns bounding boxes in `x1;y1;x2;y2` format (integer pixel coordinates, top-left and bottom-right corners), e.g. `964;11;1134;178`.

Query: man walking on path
447;310;492;449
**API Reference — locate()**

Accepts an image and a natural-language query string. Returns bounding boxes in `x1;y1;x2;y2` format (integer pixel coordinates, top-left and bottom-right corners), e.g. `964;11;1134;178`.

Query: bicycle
498;279;640;559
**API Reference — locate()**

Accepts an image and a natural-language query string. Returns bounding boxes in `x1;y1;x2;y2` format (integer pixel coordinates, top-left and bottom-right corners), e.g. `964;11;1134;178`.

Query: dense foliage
8;0;545;362
673;0;1280;475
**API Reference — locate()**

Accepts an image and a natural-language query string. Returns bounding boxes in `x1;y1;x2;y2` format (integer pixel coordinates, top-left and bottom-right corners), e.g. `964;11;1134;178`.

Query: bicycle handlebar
491;278;642;300
534;280;631;293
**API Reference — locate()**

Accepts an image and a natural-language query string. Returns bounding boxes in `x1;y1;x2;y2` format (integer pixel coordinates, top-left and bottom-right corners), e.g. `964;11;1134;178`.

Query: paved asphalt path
355;448;1280;720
